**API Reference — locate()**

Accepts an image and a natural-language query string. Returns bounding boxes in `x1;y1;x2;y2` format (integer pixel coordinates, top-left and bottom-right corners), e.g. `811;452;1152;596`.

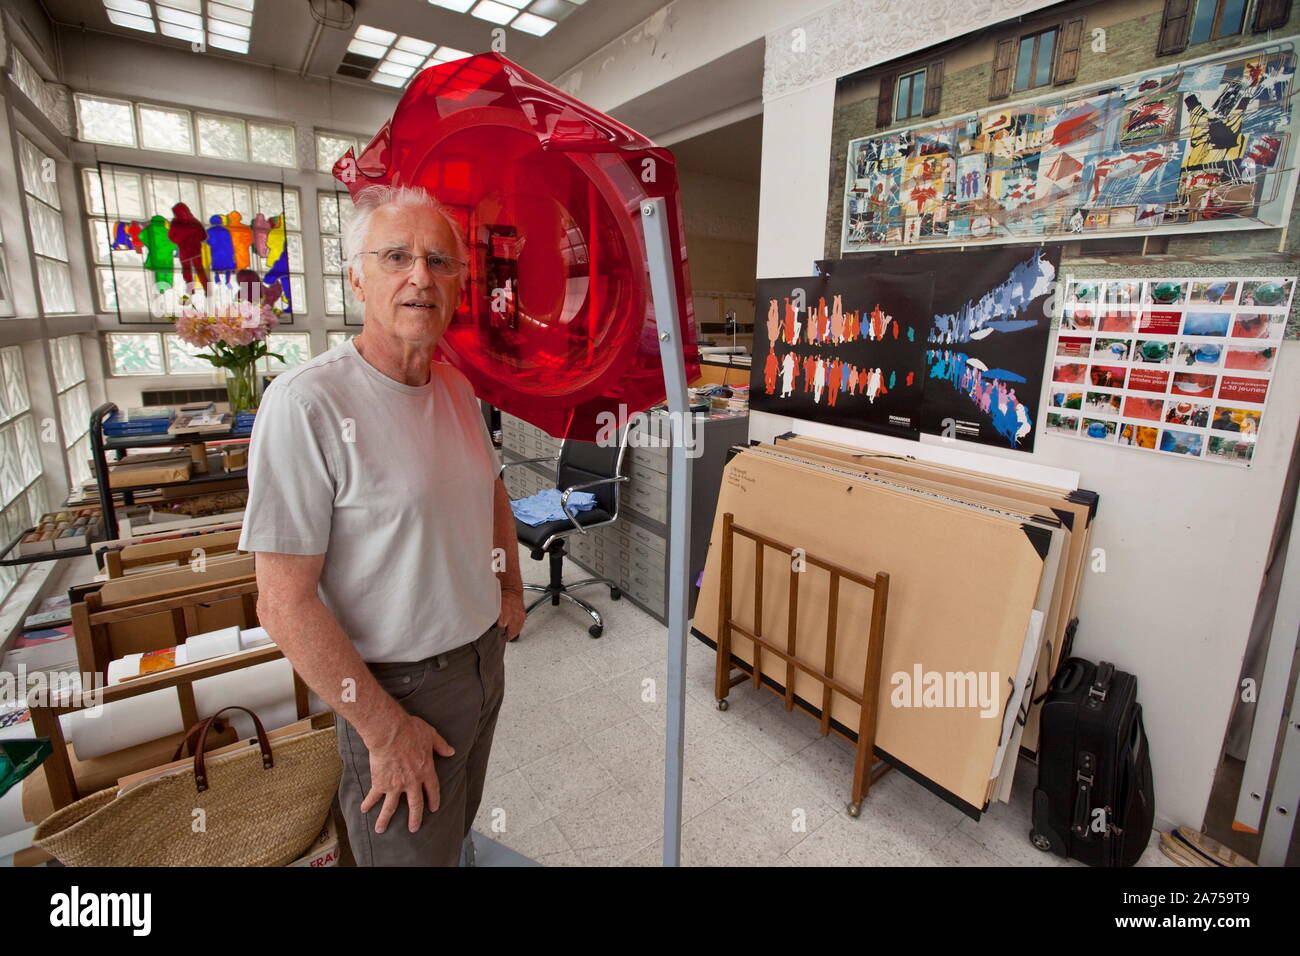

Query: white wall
750;46;1300;832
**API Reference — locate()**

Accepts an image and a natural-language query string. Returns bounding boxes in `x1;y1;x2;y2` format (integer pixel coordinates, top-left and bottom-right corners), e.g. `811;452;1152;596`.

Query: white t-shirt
237;337;503;663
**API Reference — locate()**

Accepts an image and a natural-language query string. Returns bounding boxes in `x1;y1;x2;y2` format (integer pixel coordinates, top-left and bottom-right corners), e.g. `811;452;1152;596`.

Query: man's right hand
360;712;456;834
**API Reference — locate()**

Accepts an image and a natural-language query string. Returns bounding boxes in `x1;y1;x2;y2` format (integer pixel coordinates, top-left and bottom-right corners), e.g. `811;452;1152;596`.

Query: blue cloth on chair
511;488;598;526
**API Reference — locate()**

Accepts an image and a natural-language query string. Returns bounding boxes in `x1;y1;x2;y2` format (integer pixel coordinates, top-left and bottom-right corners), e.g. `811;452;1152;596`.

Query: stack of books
103;405;175;437
168;409;231;435
233;409;257;433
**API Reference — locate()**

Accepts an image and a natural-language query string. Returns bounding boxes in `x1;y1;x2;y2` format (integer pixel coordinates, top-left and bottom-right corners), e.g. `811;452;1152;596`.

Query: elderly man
238;184;526;867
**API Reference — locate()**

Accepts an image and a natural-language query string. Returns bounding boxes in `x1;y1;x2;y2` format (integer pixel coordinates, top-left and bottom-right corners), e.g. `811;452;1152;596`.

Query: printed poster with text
1048;276;1291;466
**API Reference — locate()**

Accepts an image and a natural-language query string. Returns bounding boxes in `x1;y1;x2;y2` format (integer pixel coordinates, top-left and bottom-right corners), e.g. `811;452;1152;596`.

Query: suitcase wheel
1029;829;1054;853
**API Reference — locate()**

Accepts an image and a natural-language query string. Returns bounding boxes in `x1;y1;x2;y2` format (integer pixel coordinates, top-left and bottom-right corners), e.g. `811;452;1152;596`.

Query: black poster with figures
750;272;936;439
817;245;1064;452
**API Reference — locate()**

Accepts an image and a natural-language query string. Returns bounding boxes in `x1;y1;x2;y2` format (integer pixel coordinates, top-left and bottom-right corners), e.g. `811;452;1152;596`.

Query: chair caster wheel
610;587;621;600
717;699;729;711
588;625;603;638
1030;830;1053;852
846;802;861;818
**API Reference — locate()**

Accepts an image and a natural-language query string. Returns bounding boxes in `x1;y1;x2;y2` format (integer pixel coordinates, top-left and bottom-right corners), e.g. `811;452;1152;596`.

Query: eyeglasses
362;248;466;277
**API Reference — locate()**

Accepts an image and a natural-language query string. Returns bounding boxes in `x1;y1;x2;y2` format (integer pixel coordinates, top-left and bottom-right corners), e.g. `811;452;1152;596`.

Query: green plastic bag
0;739;52;799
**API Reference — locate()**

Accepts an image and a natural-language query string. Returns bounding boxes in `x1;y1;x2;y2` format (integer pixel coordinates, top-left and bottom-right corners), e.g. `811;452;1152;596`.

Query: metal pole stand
640;198;692;867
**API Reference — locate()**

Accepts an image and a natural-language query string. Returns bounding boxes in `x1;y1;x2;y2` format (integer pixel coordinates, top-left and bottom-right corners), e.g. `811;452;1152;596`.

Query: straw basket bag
34;706;341;867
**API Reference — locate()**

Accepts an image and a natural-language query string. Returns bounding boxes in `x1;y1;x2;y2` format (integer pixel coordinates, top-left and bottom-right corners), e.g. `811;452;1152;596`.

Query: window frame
73;93;298;169
1189;0;1248;45
19;135;77;316
894;69;928;122
1013;26;1060;93
0;345;48;602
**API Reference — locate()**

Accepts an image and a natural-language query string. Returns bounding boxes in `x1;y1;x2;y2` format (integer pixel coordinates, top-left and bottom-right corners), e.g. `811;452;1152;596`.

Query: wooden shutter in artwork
1156;0;1192;55
1252;0;1292;32
1054;17;1085;85
876;72;896;127
923;60;944;116
990;38;1016;99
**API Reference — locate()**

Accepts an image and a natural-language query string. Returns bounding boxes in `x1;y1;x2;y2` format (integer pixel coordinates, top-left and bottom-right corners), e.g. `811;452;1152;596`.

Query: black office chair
500;424;631;638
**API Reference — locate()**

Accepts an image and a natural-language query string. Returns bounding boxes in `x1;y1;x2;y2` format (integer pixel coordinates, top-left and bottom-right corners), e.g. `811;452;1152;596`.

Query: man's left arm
493;478;526;638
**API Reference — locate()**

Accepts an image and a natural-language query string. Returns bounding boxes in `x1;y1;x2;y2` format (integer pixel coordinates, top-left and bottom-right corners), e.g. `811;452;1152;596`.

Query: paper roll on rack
184;625;241;662
65;658;300;760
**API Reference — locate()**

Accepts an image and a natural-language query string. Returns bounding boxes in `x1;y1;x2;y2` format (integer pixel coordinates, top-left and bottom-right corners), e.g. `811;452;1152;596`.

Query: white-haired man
238;184;526;867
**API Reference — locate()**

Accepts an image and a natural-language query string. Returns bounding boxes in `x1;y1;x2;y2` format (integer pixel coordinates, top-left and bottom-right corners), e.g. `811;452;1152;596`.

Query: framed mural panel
840;37;1298;252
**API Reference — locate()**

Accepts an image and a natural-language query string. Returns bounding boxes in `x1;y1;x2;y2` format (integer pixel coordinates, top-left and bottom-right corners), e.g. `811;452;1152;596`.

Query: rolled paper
63;688;185;760
184;625;243;662
191;658;299;741
107;656;140;685
239;627;272;649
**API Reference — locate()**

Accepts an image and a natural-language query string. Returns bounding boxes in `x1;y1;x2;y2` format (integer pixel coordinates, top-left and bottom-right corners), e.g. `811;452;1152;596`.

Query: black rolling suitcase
1030;657;1154;867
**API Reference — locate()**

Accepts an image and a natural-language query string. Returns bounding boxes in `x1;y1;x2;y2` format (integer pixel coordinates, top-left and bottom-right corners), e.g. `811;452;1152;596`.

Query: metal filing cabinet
499;410;750;625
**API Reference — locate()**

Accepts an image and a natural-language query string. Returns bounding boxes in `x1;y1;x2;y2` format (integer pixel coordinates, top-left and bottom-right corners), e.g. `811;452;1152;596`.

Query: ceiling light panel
207;2;252;25
160;22;203;41
511;12;555;34
396;36;435;55
156;6;201;26
206;33;249;53
471;1;518;25
207;18;250;39
101;2;260;54
106;0;152;15
527;0;577;21
385;49;425;67
355;24;397;44
429;46;471;63
106;10;155;31
347;38;389;58
429;0;476;12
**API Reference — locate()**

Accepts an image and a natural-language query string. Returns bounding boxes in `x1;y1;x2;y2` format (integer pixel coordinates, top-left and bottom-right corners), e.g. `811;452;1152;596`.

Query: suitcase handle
1087;661;1115;709
1053;658;1086;696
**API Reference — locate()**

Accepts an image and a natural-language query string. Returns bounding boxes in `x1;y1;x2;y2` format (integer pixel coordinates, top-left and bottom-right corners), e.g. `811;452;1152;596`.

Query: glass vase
224;361;261;414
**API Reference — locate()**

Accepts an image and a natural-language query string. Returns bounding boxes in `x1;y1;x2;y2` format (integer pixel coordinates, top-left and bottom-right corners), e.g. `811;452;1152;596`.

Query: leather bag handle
189;706;274;793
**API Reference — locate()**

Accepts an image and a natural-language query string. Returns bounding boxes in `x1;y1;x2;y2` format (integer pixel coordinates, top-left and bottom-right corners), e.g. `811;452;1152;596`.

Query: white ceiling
40;0;675;83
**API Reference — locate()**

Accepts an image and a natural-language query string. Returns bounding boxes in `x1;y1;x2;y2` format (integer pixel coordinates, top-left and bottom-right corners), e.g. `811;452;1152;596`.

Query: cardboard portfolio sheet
693;449;1048;814
771;433;1098;753
751;443;1067;805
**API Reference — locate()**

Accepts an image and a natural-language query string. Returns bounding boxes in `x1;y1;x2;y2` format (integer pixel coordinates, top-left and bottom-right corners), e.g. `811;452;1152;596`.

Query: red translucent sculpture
334;53;699;440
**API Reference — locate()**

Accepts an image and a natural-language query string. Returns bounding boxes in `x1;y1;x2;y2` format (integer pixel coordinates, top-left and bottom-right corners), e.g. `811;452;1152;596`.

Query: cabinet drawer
622;550;662;586
623;571;664;609
625;522;665;555
629;444;669;475
629;461;668;492
626;490;666;523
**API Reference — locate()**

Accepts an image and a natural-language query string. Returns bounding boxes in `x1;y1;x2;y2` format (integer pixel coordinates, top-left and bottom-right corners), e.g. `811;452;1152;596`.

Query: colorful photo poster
822;245;1063;452
750;272;936;438
1050;276;1291;466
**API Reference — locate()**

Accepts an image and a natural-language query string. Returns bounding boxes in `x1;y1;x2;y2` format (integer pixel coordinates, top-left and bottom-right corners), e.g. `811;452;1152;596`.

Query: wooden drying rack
714;512;892;816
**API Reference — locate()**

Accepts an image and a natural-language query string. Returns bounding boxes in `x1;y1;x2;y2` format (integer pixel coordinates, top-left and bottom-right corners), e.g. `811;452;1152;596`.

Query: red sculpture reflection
333;53;698;440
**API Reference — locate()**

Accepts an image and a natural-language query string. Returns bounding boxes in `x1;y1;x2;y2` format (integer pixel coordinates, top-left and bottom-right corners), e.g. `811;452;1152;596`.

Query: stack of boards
692;434;1098;819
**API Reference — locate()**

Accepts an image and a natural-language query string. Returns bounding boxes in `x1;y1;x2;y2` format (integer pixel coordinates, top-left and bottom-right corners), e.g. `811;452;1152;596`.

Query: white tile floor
477;545;1177;867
